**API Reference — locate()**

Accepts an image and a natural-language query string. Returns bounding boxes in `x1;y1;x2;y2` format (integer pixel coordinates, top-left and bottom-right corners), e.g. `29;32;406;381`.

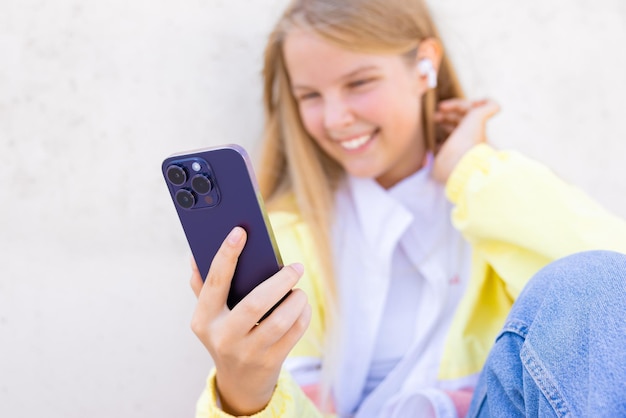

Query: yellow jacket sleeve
195;369;324;418
447;143;626;298
438;143;626;380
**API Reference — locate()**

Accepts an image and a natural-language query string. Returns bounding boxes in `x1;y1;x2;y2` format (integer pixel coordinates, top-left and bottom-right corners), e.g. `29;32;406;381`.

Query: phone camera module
175;189;196;209
191;174;212;195
167;165;188;186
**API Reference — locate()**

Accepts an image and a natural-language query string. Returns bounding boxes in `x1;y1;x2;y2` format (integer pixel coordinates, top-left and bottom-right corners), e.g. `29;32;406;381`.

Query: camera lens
175;189;195;209
191;174;212;195
167;165;187;186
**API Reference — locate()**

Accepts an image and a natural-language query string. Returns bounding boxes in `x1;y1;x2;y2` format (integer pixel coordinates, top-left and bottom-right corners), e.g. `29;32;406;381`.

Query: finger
250;288;309;346
190;256;203;298
470;98;488;108
437;98;472;113
266;302;312;361
197;227;247;318
230;263;304;330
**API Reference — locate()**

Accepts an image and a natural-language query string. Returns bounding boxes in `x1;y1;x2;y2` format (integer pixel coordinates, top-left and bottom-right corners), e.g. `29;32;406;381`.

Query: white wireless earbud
417;59;437;89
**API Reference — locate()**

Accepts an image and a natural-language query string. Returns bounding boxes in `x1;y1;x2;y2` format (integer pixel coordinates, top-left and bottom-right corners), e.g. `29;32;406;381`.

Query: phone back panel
162;145;283;309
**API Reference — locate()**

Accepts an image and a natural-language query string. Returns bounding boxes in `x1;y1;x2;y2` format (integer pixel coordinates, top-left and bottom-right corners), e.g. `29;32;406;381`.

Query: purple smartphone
162;144;283;309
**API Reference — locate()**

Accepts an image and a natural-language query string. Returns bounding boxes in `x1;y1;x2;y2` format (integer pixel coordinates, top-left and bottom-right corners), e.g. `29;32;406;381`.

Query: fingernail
227;227;243;245
290;263;304;275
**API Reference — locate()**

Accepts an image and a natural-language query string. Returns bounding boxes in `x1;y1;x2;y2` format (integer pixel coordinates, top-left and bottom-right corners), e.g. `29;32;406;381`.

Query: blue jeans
468;251;626;417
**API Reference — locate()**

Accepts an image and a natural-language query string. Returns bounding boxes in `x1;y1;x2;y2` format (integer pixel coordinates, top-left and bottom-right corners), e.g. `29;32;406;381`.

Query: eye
295;91;320;102
348;78;374;89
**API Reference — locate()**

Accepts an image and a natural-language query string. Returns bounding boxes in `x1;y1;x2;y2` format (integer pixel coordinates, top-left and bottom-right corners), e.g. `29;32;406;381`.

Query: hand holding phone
189;227;311;415
164;145;312;414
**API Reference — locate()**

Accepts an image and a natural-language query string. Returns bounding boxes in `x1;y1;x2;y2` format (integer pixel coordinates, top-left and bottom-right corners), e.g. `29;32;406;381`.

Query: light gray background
1;0;625;417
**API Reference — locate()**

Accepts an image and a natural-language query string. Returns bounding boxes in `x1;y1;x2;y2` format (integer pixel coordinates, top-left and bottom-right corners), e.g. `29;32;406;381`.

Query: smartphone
162;144;283;310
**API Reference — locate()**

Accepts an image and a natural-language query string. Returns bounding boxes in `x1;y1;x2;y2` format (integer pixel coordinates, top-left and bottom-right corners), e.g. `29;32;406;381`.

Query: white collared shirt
331;158;473;417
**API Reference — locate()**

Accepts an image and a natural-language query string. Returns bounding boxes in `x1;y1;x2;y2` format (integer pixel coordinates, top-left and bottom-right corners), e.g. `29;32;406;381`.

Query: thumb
196;227;247;318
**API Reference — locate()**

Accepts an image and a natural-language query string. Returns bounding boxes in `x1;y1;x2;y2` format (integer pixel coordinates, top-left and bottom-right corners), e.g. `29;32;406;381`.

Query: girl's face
284;29;428;189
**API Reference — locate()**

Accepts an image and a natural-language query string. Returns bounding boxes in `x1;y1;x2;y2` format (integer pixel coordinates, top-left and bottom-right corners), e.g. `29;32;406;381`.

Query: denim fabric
468;251;626;417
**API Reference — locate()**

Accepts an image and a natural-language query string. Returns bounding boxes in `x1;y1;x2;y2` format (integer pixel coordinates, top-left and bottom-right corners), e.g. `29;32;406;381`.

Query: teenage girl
188;0;626;416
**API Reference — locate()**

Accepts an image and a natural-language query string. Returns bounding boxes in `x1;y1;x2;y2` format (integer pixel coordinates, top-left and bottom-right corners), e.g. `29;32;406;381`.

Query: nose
323;95;354;132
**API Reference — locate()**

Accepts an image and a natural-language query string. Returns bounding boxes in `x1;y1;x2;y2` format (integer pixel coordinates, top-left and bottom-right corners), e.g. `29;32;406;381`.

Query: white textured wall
1;0;624;416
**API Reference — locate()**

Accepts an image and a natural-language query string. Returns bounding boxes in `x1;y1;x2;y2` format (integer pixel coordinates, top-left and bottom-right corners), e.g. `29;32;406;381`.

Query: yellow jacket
196;144;626;417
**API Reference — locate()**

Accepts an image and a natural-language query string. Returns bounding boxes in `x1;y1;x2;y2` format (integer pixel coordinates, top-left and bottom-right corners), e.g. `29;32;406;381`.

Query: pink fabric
444;388;474;418
301;384;336;414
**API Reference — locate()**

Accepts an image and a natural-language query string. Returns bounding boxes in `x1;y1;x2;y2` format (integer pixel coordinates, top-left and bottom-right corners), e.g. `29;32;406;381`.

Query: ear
413;38;443;94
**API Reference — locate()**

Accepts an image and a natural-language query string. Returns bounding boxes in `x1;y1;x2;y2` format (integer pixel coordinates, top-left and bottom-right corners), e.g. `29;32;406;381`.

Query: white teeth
339;134;371;150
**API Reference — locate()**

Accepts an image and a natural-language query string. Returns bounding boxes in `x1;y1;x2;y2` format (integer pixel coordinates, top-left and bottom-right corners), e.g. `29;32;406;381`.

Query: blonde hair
257;0;464;405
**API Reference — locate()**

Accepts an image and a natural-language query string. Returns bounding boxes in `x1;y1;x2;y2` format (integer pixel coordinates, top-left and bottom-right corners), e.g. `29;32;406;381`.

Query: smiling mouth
338;130;377;150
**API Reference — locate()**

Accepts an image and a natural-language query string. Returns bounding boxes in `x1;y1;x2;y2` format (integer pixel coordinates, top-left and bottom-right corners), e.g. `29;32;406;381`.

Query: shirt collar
346;154;439;253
